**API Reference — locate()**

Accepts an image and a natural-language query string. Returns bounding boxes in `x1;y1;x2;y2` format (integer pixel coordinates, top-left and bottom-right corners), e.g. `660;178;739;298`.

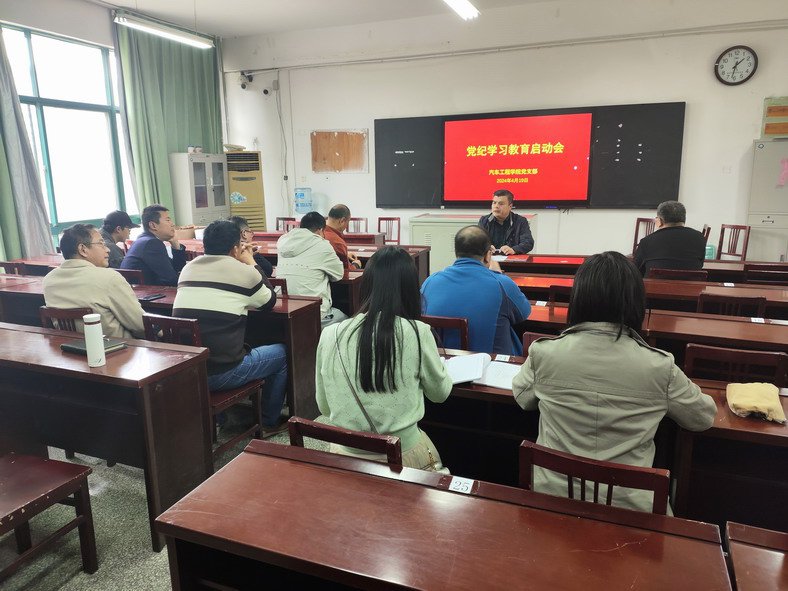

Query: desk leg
672;429;694;517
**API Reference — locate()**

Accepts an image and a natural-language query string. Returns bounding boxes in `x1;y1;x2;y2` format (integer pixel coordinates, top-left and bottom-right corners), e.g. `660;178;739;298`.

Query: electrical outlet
283;175;288;180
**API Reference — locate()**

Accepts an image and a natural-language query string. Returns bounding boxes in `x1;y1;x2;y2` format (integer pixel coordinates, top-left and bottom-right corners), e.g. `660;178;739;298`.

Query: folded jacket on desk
726;383;787;424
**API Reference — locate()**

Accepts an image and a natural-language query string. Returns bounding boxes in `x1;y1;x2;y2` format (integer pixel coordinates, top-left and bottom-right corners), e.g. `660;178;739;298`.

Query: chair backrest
744;265;788;285
0;261;21;275
522;331;556;355
283;220;300;232
646;268;709;281
547;284;572;307
684;343;788;387
39;306;94;333
269;277;288;296
348;217;368;233
142;314;202;346
287;417;402;468
377;217;401;244
701;224;711;244
716;224;751;261
276;217;295;232
518;440;670;515
632;217;656;254
421;314;470;350
115;268;145;285
697;293;766;318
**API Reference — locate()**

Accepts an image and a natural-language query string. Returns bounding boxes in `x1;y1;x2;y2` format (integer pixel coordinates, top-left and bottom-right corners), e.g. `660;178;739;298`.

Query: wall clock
714;45;758;85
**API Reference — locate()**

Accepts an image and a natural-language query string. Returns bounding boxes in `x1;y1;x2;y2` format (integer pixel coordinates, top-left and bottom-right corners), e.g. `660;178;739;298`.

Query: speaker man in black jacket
634;200;706;276
477;189;534;255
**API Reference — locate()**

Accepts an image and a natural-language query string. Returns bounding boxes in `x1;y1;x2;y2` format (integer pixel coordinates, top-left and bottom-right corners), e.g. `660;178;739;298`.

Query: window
1;25;138;240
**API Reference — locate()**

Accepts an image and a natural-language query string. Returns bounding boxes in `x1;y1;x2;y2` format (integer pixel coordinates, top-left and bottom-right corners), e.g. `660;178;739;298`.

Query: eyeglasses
86;241;107;247
241;228;253;235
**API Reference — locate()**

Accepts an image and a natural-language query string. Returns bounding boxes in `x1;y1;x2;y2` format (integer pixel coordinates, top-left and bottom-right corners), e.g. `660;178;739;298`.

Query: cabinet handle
761;219;775;224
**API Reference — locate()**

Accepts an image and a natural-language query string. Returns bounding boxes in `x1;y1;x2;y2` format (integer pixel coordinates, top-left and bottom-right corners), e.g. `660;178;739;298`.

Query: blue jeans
207;344;288;428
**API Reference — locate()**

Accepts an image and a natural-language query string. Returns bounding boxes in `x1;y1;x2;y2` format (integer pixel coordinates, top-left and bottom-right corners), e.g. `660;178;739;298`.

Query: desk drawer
748;213;788;229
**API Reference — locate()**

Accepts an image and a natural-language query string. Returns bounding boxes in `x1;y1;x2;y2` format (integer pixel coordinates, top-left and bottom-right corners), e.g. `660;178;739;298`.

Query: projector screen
443;113;592;203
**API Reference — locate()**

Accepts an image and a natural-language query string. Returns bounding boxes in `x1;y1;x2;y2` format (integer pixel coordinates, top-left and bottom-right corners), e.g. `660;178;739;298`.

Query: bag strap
334;326;378;434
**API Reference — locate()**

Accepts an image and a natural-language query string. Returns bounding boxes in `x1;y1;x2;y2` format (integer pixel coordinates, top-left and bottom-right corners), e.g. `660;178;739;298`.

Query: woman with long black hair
315;246;452;471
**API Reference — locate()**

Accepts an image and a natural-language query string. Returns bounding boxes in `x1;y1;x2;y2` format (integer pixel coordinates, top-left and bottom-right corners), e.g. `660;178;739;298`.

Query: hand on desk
499;246;515;255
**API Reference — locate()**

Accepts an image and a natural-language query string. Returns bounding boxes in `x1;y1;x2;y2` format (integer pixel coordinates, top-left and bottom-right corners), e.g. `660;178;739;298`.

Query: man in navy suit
121;205;186;286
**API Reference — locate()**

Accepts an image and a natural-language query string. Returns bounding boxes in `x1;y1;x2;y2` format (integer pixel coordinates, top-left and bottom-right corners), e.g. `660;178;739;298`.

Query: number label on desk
535;301;547;307
751;317;765;324
723;282;735;287
448;477;475;494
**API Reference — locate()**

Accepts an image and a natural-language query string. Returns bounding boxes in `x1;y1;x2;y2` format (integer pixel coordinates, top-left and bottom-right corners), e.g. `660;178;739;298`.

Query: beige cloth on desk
726;383;786;424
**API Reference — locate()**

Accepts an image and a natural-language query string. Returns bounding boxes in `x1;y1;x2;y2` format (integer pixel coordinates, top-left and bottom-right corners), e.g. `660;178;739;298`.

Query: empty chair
518;440;670;515
547;284;572;306
0;262;21;275
522;331;556;355
697;293;766;318
269;277;288;296
275;217;295;232
347;217;368;233
39;306;93;332
143;314;263;461
282;219;300;232
115;267;145;285
716;224;750;261
288;417;402;467
646;268;709;281
701;224;711;244
744;264;788;285
421;314;470;350
632;217;656;254
684;343;788;387
0;454;98;582
377;217;401;245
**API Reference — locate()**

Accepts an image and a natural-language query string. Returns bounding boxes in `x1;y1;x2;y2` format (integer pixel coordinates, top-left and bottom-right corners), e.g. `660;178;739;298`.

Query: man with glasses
477;189;534;255
100;210;140;269
228;216;273;277
43;224;145;338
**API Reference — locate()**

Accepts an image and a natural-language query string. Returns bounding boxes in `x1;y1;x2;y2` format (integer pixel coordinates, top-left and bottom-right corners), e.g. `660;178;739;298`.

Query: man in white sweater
43;224;145;338
276;211;345;328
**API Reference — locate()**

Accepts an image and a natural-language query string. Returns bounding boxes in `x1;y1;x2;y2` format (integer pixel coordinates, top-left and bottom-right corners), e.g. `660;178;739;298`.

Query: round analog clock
714;45;758;85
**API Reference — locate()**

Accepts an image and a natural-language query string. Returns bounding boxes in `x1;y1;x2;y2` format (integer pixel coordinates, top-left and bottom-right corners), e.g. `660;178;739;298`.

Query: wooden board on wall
311;130;368;173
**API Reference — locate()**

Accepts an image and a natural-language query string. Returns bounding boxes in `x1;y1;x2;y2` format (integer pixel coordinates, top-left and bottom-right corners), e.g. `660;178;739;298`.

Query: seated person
43;223;145;338
634;200;706;276
276;211;346;328
316;246;452;470
173;220;288;436
228;215;273;277
478;189;534;255
121;205;186;286
100;210;139;268
323;204;362;269
513;251;716;513
421;226;531;355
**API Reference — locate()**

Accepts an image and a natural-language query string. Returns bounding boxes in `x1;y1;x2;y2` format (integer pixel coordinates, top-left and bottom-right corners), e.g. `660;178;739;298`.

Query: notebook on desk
443;353;521;390
60;337;128;356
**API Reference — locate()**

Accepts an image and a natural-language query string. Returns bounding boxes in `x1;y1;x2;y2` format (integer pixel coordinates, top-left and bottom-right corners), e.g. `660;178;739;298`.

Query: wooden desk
726;522;788;591
330;270;363;316
704;260;788;283
0;322;212;552
156;440;730;591
10;253;63;275
0;278;322;420
251;231;386;246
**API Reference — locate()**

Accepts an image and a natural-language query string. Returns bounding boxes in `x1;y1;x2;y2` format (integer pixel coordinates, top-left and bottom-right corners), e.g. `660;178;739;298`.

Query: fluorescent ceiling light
114;13;214;49
442;0;480;20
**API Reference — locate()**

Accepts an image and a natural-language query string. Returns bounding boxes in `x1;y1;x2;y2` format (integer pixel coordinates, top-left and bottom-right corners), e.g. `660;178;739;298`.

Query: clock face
714;45;758;85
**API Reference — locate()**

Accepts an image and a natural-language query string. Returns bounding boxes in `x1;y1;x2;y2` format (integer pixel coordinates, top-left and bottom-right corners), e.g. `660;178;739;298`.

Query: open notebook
442;353;520;390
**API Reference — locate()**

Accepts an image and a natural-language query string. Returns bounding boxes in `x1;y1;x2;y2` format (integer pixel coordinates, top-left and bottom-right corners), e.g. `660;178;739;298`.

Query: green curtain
115;25;222;216
0;131;21;261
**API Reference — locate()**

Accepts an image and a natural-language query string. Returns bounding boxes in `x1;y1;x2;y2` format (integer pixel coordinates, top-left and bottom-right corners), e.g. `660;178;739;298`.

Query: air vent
226;151;261;172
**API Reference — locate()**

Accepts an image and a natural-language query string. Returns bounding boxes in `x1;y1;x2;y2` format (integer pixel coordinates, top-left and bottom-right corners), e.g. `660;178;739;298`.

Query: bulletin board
310;130;368;173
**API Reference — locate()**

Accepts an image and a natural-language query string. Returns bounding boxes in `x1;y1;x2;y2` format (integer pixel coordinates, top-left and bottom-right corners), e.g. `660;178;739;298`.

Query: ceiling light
442;0;480;20
113;12;214;49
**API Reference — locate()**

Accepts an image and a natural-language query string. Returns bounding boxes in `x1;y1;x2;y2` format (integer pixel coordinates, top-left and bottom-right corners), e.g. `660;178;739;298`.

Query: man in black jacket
478;190;534;254
634;200;706;276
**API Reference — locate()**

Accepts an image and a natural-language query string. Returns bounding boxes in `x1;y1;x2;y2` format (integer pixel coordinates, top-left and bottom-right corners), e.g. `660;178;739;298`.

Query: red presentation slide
443;113;592;202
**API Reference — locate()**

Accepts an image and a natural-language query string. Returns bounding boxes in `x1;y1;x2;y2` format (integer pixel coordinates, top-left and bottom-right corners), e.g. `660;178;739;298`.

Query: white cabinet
747;140;788;261
169;153;231;226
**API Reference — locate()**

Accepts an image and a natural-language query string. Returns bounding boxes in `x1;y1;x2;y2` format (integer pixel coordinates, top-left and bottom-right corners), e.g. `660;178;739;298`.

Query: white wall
222;0;788;254
1;0;113;46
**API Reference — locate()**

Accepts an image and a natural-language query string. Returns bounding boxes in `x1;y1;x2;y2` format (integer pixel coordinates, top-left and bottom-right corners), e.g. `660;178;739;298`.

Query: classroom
0;1;787;589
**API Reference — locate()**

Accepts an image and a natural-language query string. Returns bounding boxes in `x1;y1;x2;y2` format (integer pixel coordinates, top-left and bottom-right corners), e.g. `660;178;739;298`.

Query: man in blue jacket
121;205;186;286
478;189;534;254
421;226;531;355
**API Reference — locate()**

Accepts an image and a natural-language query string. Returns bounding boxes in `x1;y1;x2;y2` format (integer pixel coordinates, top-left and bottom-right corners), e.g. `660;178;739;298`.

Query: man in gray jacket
276;211;345;327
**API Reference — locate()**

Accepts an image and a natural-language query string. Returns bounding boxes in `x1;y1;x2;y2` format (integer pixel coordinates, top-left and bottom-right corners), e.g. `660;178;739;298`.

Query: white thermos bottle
83;313;106;368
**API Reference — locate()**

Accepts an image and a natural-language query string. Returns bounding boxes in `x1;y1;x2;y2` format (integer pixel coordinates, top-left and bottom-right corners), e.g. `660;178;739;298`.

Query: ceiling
97;0;536;38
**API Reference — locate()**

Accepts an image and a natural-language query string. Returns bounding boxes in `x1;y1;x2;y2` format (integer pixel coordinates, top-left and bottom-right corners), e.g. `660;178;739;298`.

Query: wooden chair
287;417;402;468
696;293;766;318
632;217;656;254
421;314;470;350
276;217;295;231
518;440;670;515
716;224;751;261
684;343;788;387
115;268;145;285
701;224;711;244
378;217;401;244
646;268;709;281
282;220;300;232
548;284;572;306
39;306;93;332
142;314;263;461
0;453;98;582
269;277;288;296
522;331;556;355
18;263;51;276
744;264;788;285
348;217;368;233
0;261;21;275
